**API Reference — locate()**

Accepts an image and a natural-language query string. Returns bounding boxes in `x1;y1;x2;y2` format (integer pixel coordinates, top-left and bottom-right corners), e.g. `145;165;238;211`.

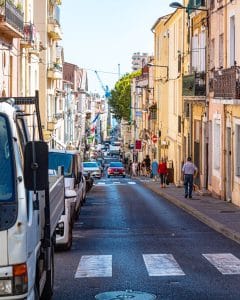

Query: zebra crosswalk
94;180;137;186
74;253;240;278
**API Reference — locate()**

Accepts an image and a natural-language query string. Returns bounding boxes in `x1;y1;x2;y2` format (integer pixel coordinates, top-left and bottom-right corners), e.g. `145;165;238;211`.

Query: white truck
49;149;86;250
109;141;121;156
0;92;64;299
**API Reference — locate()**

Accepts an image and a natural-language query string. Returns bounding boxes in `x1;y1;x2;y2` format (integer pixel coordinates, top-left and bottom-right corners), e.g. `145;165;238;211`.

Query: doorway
225;127;232;201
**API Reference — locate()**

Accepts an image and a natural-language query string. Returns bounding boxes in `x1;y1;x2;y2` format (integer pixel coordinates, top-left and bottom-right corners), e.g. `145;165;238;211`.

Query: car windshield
48;152;73;177
109;162;123;168
0;115;14;202
83;162;98;168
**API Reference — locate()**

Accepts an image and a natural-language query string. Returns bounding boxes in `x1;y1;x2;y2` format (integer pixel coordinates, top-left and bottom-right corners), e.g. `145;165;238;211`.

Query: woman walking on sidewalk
158;158;168;188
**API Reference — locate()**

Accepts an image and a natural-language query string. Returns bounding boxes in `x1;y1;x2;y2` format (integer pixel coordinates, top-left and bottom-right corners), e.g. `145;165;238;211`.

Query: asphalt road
53;176;240;300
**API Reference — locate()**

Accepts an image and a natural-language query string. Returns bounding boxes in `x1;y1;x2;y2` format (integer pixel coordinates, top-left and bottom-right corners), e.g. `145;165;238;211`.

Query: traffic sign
152;135;157;143
135;140;142;150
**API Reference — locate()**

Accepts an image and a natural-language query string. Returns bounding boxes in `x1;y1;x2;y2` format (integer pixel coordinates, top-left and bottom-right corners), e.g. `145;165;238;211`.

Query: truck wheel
41;246;54;299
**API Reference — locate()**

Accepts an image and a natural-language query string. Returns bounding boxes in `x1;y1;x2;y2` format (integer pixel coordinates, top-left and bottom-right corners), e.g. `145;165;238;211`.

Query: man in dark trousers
182;157;198;198
144;155;151;176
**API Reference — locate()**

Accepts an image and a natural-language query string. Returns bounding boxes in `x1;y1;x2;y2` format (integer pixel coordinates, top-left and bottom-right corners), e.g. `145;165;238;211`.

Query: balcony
149;104;157;120
0;0;24;38
47;118;58;131
213;67;240;100
21;23;36;48
47;63;63;80
182;72;206;102
187;0;206;13
47;6;62;40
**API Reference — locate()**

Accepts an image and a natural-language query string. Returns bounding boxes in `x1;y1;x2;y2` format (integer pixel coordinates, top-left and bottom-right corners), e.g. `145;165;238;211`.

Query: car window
49;152;73;177
83;162;98;168
109;162;123;167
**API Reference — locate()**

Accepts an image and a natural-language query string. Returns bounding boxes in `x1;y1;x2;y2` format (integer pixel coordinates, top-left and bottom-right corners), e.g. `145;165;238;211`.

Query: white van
49;150;86;250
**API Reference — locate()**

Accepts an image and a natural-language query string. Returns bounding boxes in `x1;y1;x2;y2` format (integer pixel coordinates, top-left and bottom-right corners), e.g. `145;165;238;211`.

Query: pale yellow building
152;10;186;184
34;0;64;145
208;0;240;205
181;2;208;191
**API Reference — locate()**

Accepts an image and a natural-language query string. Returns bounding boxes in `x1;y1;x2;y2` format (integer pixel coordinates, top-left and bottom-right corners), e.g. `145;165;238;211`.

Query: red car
107;162;126;178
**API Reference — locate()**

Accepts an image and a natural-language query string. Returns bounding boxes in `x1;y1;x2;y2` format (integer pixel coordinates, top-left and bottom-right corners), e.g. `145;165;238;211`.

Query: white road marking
97;182;106;185
75;255;112;278
113;181;121;184
143;254;185;276
127;181;136;185
203;253;240;274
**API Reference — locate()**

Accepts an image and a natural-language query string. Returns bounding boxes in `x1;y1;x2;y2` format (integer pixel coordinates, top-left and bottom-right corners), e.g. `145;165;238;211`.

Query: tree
108;70;141;122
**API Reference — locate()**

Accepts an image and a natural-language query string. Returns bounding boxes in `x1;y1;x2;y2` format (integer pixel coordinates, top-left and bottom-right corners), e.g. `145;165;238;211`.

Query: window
0;115;15;202
219;33;224;67
210;39;215;70
210;0;215;10
235;124;240;176
48;152;73;177
213;120;220;170
230;15;235;66
178;115;182;133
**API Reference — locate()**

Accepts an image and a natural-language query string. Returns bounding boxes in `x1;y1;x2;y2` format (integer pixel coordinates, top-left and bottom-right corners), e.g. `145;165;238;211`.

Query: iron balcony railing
22;22;36;44
1;0;24;34
182;72;206;97
213;67;240;99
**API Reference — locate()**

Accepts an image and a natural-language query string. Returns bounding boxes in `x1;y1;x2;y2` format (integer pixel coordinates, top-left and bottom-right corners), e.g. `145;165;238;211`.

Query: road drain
95;290;156;300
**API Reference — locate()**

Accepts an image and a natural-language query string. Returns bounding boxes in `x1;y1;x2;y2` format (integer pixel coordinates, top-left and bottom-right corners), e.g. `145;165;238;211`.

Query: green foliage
108;70;141;122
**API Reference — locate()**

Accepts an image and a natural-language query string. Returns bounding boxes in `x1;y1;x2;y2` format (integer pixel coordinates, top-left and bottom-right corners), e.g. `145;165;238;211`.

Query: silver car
83;161;101;179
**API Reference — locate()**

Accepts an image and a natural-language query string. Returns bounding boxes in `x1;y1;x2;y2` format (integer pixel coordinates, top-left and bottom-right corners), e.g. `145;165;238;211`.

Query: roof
151;13;173;31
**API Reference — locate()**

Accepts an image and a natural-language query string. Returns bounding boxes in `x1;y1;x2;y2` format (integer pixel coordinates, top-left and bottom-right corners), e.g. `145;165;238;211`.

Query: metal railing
4;0;24;34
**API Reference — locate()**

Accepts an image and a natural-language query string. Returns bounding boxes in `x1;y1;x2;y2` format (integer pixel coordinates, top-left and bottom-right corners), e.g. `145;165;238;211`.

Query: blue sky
61;0;174;94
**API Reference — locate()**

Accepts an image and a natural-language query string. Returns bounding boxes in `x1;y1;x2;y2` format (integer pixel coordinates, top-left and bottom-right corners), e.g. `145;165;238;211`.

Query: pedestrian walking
132;161;138;177
137;162;141;176
151;159;159;181
141;161;146;176
158;158;168;188
182;157;198;198
144;155;151;177
128;160;133;177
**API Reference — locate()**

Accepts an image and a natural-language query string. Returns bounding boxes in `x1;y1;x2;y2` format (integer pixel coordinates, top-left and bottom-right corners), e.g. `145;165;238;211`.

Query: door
225;127;232;201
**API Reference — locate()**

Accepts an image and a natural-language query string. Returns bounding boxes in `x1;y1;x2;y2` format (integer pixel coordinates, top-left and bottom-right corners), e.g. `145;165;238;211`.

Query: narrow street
53;177;240;300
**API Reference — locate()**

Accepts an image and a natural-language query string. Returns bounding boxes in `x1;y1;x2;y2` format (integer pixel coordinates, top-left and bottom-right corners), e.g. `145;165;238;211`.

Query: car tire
123;175;126;178
107;175;110;178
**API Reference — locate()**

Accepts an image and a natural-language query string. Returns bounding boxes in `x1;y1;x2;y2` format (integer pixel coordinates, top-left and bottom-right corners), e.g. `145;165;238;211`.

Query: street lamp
169;1;208;12
147;63;169;81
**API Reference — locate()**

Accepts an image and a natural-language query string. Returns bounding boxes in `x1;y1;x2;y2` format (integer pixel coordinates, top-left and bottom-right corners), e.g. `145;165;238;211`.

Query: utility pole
118;64;121;79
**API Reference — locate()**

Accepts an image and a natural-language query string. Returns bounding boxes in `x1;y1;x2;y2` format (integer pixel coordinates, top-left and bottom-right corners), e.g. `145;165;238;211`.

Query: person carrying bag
158;158;168;188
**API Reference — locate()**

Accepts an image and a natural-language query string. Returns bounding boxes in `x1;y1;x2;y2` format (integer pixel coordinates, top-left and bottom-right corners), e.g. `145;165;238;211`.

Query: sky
61;0;174;95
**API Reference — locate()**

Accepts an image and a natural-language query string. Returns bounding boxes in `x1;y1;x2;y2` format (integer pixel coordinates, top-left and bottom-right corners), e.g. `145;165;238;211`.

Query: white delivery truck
0;92;64;299
49;149;86;250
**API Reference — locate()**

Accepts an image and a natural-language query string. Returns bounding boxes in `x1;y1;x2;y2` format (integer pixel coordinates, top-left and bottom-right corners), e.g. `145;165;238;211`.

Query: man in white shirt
182;157;198;199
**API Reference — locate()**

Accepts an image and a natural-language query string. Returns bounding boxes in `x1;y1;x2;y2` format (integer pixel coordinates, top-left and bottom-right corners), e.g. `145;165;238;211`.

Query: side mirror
24;141;48;191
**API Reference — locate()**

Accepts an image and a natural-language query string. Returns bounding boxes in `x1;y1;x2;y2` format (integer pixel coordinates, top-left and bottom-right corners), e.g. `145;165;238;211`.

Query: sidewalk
139;178;240;245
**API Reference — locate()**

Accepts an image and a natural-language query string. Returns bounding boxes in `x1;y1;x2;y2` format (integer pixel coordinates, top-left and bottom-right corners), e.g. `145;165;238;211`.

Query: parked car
83;161;102;179
84;172;94;192
107;161;126;178
49;150;86;250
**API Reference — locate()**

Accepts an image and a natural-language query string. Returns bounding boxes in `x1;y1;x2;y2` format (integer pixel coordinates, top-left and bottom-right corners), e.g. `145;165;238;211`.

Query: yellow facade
152;10;186;184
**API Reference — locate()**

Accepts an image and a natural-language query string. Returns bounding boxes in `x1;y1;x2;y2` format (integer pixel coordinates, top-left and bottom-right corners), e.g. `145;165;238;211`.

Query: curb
141;182;240;245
